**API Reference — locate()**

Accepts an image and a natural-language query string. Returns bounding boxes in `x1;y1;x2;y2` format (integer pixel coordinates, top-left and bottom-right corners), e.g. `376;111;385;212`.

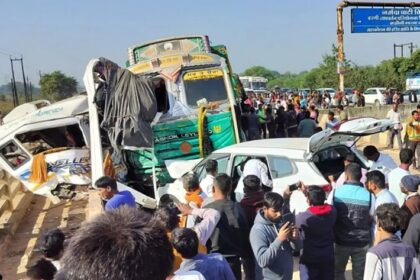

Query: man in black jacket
205;174;252;280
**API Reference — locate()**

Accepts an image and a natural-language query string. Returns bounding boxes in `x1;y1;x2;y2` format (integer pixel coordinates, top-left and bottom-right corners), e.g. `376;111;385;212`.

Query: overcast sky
0;0;419;87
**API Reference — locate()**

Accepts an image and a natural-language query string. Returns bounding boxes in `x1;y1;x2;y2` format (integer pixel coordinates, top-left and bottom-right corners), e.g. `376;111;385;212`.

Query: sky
0;0;419;87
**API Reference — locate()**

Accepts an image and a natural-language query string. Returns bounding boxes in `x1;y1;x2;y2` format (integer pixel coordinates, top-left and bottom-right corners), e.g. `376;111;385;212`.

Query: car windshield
379;89;386;94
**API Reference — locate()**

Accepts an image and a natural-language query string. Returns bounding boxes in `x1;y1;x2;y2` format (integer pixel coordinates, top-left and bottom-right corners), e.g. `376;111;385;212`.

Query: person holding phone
295;186;337;280
250;192;301;280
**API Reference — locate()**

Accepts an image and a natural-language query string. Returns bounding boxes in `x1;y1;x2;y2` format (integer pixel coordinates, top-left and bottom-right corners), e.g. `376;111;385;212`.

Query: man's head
95;176;117;200
344;163;362;182
57;207;173;280
412;110;419;121
212;173;232;199
307;186;326;206
26;258;56;280
400;148;414;165
182;172;200;192
400;175;420;195
171;227;198;259
344;153;356;166
154;206;180;232
243;175;262;193
328;111;335;121
205;159;218;176
337;105;344;112
365;170;386;194
262;192;284;223
363;145;379;161
376;203;401;234
40;228;65;260
392;103;399;112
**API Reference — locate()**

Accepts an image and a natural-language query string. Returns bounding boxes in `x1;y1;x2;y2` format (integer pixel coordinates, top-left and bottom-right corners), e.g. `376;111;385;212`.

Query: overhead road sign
351;7;420;33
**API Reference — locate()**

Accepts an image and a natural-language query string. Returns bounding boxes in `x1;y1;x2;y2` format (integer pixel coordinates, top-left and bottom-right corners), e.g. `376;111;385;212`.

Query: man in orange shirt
183;173;207;208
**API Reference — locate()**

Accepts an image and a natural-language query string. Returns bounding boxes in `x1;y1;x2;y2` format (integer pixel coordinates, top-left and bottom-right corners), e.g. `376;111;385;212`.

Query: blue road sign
351;8;420;33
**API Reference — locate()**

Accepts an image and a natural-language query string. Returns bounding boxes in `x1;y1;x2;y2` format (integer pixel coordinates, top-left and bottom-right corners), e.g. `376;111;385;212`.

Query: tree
39;71;77;101
242;66;279;81
0;94;6;102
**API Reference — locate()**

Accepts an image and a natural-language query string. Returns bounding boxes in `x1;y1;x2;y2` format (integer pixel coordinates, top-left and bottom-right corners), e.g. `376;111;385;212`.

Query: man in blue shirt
95;176;136;211
172;227;235;280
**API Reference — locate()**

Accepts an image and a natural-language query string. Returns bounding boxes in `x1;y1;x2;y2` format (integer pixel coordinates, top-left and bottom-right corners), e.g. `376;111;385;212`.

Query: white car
316;88;336;97
158;117;394;204
364;87;387;105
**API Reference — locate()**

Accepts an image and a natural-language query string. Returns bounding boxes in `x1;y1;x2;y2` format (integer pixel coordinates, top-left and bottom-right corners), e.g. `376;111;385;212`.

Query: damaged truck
0;35;244;208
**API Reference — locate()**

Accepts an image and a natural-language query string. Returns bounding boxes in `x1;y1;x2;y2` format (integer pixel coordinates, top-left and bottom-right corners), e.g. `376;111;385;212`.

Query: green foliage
242;47;420;91
242;66;279;81
39;71;77;101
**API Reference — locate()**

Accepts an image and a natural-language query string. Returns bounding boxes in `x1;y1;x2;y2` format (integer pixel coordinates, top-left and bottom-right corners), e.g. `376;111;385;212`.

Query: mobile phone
289;182;300;192
281;212;295;226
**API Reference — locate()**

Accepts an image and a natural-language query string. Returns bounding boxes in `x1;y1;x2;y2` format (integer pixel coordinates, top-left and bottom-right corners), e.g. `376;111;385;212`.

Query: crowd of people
13;89;420;280
240;89;356;140
22;145;420;280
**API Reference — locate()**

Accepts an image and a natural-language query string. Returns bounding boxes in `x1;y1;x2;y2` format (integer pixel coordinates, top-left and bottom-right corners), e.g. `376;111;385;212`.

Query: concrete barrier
0;169;33;261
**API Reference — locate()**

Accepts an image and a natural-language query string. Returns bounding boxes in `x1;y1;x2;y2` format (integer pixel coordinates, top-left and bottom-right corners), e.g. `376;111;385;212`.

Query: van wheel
374;100;380;106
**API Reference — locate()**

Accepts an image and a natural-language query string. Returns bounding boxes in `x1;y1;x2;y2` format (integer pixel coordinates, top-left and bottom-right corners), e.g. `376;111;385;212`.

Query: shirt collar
406;192;419;200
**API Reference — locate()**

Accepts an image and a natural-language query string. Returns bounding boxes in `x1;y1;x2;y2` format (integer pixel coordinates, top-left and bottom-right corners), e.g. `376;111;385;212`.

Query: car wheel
374;100;380;106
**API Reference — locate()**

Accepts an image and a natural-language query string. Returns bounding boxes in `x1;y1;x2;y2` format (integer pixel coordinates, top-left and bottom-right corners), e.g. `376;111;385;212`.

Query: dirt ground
0;187;89;280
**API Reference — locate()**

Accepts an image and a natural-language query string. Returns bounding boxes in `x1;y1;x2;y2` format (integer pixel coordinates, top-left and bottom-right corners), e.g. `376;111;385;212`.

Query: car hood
307;117;395;156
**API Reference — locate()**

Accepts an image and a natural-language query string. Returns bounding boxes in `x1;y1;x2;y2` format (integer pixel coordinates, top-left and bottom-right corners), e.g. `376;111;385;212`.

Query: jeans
334;243;369;280
300;261;334;280
388;128;402;148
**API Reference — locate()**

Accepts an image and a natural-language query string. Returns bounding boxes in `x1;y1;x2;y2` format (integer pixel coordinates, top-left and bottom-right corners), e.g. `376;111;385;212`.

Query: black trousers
225;256;242;280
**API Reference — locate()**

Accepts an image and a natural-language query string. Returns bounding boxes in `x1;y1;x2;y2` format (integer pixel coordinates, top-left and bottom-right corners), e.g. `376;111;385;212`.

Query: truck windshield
183;70;228;107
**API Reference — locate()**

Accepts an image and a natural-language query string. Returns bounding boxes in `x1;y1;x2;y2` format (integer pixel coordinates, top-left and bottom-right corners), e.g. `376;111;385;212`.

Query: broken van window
0;141;30;169
16;124;86;155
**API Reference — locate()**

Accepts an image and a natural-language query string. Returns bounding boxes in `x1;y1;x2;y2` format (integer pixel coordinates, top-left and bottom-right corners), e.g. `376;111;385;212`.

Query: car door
307;117;395;156
158;153;231;203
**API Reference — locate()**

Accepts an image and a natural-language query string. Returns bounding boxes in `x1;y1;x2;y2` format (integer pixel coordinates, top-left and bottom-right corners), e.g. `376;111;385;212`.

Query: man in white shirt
363;145;398;171
387;148;414;206
235;158;272;201
200;159;218;197
386;103;403;149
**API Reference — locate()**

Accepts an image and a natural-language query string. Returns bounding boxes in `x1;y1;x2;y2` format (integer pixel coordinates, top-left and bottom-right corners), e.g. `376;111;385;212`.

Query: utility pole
393;44;396;58
20;56;28;102
29;81;33;102
393;42;416;58
10;57;29;104
10;57;18;107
